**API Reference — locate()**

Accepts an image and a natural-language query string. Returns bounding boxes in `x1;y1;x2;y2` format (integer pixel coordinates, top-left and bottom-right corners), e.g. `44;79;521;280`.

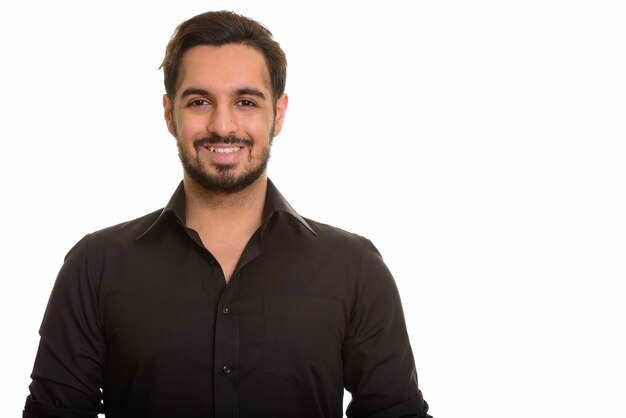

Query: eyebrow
180;87;267;101
237;88;267;100
180;87;210;98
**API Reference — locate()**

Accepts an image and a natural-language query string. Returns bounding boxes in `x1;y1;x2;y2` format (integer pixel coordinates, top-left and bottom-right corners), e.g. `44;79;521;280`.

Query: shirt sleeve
24;235;106;418
343;239;432;418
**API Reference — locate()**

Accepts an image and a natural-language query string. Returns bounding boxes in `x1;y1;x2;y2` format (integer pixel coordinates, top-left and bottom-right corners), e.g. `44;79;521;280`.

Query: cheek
175;114;205;141
247;115;275;140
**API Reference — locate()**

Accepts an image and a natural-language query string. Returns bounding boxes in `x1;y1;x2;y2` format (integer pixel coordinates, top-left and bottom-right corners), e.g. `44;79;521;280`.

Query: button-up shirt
24;180;431;418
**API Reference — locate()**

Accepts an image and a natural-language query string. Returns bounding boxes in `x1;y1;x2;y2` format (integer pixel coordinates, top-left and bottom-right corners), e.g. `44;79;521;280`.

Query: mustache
193;134;253;149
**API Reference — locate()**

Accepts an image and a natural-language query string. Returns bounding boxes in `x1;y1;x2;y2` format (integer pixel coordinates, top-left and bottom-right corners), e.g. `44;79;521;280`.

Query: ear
163;94;176;137
272;93;289;137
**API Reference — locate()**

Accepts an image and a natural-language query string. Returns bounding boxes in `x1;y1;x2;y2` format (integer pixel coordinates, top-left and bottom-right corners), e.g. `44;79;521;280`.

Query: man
23;10;431;418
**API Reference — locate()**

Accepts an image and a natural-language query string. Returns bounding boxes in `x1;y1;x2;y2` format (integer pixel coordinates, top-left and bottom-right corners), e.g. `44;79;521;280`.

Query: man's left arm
342;239;432;418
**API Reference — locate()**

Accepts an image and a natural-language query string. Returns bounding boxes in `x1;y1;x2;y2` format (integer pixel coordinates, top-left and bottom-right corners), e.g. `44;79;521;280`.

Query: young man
24;10;432;418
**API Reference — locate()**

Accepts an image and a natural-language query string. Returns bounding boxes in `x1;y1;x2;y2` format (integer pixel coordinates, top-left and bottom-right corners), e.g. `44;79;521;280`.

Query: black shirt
24;180;431;418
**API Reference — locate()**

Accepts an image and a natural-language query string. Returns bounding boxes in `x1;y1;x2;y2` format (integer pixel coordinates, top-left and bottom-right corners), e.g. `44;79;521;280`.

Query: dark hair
161;10;287;105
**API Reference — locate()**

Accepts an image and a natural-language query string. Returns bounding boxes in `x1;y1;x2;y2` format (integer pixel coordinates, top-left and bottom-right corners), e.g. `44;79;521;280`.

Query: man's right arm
24;235;106;418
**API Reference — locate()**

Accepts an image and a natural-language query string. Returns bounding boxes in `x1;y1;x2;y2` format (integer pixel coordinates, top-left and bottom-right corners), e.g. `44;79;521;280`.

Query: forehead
176;44;271;96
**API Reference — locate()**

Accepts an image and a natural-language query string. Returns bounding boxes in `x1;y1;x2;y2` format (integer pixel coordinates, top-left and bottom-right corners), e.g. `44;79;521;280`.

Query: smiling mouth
208;146;242;154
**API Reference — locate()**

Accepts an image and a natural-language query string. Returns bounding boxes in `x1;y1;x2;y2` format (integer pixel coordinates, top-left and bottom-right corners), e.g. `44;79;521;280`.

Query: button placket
213;273;239;417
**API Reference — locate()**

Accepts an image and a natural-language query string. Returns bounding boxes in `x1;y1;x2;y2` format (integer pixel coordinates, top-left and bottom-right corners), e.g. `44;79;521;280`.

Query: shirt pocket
263;292;345;384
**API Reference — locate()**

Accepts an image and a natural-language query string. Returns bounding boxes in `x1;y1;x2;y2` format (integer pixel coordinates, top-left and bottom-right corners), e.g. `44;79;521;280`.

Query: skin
163;44;288;282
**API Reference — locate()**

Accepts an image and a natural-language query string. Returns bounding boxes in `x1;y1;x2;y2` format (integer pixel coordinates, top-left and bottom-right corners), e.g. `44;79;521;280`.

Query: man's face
164;44;288;194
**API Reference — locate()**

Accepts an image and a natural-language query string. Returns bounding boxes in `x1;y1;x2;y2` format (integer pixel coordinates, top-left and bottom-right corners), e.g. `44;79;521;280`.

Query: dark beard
177;133;271;194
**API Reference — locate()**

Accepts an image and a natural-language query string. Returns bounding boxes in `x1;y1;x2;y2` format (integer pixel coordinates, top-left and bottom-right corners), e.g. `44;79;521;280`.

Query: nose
207;104;238;137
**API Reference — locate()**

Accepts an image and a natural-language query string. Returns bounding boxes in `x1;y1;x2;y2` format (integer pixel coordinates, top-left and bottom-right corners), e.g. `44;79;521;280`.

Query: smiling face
164;44;288;194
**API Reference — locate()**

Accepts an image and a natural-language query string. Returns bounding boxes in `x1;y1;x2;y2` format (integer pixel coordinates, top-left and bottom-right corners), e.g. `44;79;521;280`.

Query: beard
177;132;272;194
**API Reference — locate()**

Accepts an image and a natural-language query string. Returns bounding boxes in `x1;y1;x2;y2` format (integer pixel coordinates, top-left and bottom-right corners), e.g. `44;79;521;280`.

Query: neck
183;174;268;237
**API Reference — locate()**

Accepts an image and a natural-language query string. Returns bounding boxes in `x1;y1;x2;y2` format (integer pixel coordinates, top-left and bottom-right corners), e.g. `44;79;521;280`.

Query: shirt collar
264;179;316;235
137;178;316;240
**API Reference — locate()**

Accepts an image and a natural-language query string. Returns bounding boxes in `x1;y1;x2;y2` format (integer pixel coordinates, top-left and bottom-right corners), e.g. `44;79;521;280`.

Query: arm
24;235;106;418
343;239;432;418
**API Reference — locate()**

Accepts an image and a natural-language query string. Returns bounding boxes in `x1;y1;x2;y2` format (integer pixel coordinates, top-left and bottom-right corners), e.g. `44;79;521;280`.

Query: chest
99;246;351;371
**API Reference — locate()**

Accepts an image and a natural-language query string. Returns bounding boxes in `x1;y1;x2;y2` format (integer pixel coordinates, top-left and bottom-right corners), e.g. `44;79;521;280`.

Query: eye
237;99;256;107
188;99;209;107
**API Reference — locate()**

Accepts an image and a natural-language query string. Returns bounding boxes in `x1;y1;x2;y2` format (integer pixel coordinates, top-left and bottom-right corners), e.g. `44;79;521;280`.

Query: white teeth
209;146;241;154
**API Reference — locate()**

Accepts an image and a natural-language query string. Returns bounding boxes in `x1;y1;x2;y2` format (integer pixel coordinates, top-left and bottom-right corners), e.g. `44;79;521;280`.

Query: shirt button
222;365;231;375
222;307;230;315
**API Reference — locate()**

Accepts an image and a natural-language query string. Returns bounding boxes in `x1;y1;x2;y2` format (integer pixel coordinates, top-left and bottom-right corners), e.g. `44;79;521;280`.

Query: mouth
208;146;242;154
193;135;253;166
199;143;248;166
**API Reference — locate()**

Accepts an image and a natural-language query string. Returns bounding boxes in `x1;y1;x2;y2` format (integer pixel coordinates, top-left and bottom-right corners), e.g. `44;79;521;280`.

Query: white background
1;1;625;417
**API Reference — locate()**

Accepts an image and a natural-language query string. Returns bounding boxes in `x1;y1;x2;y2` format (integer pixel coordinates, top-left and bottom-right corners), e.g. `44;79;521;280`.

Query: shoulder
271;212;387;276
64;208;163;262
309;217;399;284
296;217;390;286
45;209;163;304
303;217;381;257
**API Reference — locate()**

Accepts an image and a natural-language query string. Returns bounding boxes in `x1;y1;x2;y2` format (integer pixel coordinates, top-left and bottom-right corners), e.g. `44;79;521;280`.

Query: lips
194;135;252;165
198;143;247;166
194;134;253;150
208;146;242;154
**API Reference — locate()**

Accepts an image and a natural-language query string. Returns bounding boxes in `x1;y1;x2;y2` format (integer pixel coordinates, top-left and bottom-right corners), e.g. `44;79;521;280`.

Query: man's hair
161;10;287;106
